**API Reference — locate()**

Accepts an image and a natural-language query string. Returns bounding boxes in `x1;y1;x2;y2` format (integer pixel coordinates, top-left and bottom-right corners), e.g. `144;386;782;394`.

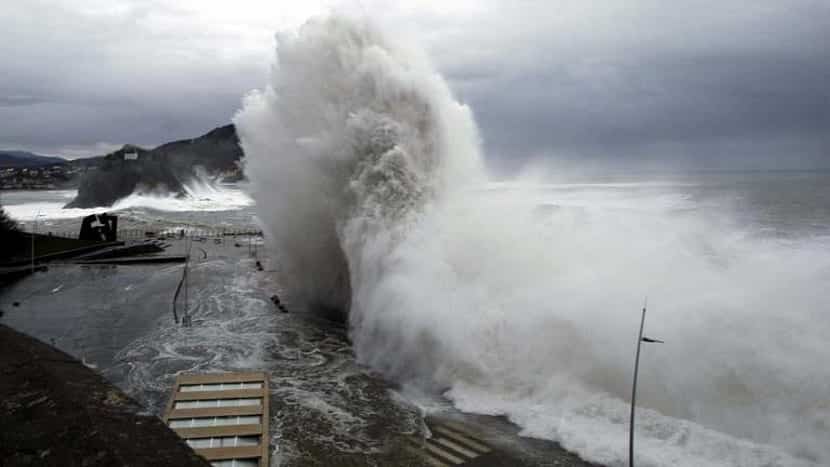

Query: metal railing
27;228;263;240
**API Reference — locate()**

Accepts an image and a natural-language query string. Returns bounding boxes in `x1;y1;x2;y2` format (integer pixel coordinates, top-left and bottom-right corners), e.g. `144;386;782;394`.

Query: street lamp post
629;300;663;467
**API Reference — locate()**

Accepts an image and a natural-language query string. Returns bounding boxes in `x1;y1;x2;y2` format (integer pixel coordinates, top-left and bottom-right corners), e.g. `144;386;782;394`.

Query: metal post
629;300;664;467
629;303;647;467
183;265;189;326
31;209;41;273
184;236;189;326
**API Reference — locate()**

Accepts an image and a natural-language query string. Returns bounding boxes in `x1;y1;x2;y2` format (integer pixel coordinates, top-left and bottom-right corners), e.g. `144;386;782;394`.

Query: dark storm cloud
0;1;827;168
463;51;830;155
0;94;246;156
426;0;830;170
0;0;273;157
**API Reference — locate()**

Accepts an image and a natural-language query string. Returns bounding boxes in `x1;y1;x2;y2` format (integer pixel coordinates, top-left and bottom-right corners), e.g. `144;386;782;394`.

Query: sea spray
235;15;482;315
236;14;830;466
4;178;252;222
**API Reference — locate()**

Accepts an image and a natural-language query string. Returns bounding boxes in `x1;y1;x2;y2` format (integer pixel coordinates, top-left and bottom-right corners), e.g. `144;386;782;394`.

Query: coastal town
0;137;244;194
0;164;86;191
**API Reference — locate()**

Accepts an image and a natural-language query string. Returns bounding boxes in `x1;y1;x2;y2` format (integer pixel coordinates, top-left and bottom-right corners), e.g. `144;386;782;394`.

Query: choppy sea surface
2;171;830;466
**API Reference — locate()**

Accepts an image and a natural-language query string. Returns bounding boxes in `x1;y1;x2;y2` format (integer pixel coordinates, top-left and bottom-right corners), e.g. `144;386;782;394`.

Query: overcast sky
1;0;828;170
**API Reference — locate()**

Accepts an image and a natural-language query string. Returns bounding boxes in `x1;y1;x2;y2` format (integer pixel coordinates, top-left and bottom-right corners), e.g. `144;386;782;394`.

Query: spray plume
235;15;830;467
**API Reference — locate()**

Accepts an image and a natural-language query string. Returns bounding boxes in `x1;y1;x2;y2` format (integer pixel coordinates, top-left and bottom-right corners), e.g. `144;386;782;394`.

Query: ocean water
1;179;258;234
234;15;830;467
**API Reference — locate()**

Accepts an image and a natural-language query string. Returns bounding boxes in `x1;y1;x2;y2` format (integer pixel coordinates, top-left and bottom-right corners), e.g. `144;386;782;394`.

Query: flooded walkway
0;236;597;466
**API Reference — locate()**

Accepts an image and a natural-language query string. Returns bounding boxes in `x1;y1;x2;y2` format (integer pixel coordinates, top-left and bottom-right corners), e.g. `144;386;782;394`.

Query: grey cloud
0;0;828;168
0;0;269;156
421;0;830;169
0;95;50;107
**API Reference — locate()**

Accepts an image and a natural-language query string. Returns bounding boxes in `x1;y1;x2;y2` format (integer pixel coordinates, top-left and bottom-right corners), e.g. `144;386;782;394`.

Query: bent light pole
629;300;663;467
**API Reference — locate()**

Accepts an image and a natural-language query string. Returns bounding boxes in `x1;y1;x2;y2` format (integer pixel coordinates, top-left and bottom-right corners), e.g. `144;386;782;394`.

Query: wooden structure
163;372;270;467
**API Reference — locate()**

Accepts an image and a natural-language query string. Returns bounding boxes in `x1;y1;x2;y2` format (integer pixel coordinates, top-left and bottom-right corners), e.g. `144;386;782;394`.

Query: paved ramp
406;416;601;467
407;420;497;466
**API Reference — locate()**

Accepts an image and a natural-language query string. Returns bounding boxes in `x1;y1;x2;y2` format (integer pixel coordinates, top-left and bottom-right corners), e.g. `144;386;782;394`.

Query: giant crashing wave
235;15;483;320
235;14;830;467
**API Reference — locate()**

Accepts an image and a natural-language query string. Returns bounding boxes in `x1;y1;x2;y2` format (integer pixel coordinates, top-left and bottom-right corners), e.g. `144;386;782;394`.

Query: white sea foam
4;179;253;222
236;14;830;466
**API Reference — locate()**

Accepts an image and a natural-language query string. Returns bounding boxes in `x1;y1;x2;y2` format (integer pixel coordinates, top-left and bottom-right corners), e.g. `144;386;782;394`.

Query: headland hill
1;124;244;208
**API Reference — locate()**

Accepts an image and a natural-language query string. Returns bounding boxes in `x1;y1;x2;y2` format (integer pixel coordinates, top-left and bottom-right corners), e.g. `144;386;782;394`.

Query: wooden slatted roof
163;372;270;467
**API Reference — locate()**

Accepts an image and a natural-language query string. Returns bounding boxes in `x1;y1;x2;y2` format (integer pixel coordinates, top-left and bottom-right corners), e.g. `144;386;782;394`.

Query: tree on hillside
1;203;20;261
0;204;17;233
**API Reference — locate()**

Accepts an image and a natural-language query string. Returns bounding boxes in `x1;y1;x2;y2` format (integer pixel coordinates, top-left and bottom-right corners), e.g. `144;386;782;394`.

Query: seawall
0;324;210;467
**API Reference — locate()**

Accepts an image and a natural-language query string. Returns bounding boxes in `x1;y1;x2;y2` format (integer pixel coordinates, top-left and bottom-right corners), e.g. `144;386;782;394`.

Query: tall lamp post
629;300;663;467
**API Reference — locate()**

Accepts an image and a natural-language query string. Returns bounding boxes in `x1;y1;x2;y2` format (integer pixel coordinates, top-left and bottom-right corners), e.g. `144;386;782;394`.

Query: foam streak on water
3;178;253;222
235;14;829;467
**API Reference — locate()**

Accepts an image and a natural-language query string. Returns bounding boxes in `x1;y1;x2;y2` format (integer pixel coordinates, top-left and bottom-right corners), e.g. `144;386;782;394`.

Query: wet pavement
0;235;597;467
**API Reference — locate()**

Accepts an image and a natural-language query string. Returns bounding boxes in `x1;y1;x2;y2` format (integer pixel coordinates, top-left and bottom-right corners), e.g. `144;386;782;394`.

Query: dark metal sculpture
78;213;118;242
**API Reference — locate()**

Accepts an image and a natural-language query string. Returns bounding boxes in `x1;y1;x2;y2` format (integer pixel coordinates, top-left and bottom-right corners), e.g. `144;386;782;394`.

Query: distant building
124;151;139;161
